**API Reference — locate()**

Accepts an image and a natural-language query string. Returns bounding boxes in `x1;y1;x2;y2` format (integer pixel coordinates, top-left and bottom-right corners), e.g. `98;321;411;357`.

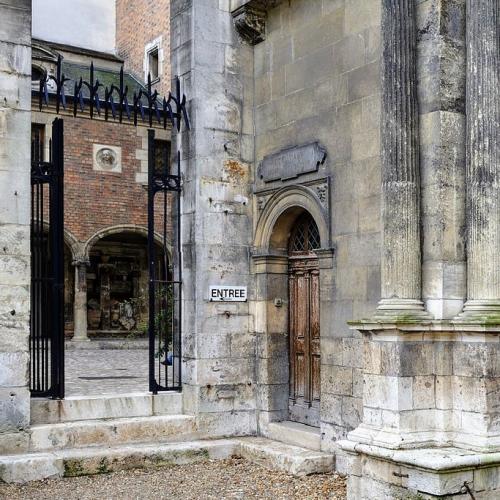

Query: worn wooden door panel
289;257;320;427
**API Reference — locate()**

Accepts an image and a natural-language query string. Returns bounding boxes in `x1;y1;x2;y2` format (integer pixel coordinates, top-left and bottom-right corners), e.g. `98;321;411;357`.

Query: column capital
72;257;90;267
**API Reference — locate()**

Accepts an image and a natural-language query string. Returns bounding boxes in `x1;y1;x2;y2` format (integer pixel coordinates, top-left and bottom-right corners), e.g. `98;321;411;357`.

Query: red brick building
116;0;171;96
31;5;171;341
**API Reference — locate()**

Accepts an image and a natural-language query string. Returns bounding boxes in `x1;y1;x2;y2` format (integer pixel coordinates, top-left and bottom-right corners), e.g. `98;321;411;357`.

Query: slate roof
60;62;147;100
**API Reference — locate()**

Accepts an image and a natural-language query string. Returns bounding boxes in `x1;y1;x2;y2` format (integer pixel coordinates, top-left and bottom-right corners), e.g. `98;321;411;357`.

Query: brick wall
64;117;146;241
28;114;171;246
116;0;171;95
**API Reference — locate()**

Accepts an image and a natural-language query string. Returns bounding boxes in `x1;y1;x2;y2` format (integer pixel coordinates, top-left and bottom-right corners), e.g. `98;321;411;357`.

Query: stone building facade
0;0;499;498
172;0;500;497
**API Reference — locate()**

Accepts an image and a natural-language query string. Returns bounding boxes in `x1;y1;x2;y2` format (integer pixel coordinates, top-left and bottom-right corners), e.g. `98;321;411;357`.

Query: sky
32;0;116;53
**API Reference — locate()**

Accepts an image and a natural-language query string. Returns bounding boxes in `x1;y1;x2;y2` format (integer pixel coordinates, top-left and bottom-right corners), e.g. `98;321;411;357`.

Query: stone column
98;261;114;331
72;259;89;342
376;0;427;318
461;0;500;319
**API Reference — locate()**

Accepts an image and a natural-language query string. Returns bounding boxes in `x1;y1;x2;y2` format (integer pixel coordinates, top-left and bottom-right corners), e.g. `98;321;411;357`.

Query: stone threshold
31;391;183;424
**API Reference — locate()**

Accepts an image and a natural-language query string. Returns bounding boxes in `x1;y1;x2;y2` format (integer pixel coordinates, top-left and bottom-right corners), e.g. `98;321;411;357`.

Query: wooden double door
288;256;320;427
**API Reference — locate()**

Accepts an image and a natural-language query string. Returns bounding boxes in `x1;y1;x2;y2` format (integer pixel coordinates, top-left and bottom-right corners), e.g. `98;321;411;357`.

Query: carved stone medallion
93;144;122;173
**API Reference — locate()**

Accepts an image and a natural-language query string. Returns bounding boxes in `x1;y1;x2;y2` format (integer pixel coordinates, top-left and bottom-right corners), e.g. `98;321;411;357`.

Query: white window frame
144;36;163;83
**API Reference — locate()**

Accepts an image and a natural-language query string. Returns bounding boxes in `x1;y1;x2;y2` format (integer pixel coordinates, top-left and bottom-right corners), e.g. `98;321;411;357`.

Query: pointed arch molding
254;185;331;252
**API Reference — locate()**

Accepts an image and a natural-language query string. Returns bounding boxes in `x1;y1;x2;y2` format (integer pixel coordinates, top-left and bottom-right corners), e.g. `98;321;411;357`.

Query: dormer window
31;65;46;84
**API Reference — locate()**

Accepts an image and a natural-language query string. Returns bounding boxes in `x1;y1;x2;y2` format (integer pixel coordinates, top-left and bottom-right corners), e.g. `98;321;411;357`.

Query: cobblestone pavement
65;348;149;396
0;458;347;500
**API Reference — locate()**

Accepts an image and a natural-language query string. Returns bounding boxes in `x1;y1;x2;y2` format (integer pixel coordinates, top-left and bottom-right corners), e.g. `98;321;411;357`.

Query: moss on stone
63;460;85;477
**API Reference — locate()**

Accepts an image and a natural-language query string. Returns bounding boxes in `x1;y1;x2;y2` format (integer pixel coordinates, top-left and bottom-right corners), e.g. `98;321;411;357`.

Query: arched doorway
288;212;321;426
252;185;333;432
84;230;168;337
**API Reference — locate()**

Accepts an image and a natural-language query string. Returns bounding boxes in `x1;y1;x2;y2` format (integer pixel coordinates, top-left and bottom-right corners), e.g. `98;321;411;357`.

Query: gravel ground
0;458;346;500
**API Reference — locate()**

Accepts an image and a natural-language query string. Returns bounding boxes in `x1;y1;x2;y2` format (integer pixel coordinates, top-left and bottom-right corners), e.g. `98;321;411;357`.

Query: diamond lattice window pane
308;222;320;250
289;213;321;254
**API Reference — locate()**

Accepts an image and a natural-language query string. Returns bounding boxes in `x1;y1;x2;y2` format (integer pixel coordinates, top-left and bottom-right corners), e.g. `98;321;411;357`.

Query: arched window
288;212;321;255
31;64;46;84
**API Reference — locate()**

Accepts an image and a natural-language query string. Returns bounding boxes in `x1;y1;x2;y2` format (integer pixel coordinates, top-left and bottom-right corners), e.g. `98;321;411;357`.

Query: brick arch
82;224;170;261
41;221;79;260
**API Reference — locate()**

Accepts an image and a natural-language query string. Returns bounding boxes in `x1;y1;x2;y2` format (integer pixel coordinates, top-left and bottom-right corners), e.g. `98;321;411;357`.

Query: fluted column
461;0;500;318
377;0;428;317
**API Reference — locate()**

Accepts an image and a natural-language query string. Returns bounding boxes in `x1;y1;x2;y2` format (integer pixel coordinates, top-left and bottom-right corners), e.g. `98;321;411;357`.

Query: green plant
143;283;175;359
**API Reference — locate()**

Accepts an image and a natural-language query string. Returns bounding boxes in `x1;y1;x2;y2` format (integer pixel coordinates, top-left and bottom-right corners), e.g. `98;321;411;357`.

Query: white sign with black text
209;286;247;302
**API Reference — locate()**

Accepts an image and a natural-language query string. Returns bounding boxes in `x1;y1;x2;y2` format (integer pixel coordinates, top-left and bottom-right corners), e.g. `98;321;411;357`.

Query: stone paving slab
65;349;149;396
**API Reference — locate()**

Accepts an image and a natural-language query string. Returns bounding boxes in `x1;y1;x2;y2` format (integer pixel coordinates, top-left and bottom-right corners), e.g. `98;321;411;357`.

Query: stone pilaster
0;0;32;453
72;259;89;342
171;0;257;437
461;0;500;319
418;0;467;320
377;0;428;318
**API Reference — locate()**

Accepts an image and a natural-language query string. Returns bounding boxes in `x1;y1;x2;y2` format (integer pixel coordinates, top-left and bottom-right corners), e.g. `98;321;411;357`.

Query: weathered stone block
342;396;362;429
0;387;29;433
0;3;31;46
347;61;379;102
363;374;412;412
344;0;381;35
333;34;365;74
412;376;436;409
284;45;334;94
0;41;30;77
320;392;343;426
0;352;28;387
322;365;353;396
256;383;288;412
197;409;257;437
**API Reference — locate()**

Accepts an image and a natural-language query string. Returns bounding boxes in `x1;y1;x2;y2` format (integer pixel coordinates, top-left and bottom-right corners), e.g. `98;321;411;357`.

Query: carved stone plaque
93;144;122;173
258;142;326;183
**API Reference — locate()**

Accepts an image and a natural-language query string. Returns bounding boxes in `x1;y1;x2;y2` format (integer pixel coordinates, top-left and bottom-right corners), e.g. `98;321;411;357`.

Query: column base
373;299;433;321
455;300;500;323
337;439;500;499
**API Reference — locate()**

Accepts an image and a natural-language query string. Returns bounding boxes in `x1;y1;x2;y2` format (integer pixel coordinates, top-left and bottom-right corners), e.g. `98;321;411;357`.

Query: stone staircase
0;396;334;483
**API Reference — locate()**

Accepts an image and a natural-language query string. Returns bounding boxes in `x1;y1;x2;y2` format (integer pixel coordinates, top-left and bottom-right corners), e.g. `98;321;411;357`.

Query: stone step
31;392;182;424
236;437;334;476
267;421;321;451
0;439;239;484
29;414;196;452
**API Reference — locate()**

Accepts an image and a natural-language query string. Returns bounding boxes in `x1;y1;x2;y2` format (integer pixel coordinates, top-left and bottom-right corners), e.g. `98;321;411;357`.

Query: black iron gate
30;118;65;398
148;130;182;392
32;58;189;397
